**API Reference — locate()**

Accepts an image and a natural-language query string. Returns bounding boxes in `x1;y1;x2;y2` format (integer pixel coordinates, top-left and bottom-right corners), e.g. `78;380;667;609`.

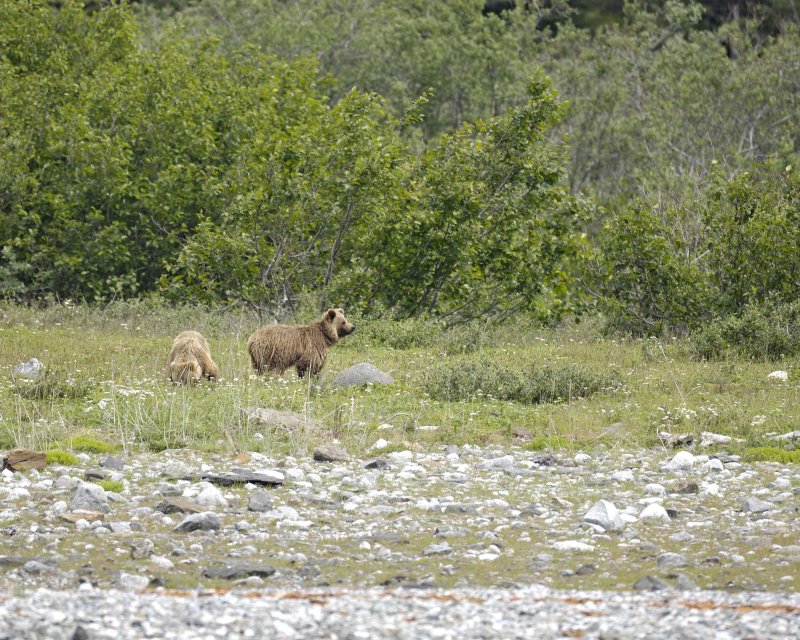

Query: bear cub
168;330;220;385
247;308;355;378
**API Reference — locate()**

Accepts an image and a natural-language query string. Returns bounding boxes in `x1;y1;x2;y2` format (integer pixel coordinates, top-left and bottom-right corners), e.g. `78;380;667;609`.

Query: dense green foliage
692;298;800;360
597;167;800;334
423;355;616;404
1;0;584;323
2;0;800;339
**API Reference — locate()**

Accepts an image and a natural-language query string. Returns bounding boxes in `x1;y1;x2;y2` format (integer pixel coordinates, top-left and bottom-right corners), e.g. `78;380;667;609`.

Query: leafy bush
692;298;800;360
594;201;712;335
423;356;615;405
704;169;800;315
423;357;525;403
519;363;614;405
343;308;441;350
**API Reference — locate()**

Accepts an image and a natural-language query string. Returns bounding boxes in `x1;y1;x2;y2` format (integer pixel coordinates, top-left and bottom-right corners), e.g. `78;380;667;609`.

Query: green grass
2;301;799;455
742;447;800;464
96;479;124;493
44;449;80;466
60;436;118;454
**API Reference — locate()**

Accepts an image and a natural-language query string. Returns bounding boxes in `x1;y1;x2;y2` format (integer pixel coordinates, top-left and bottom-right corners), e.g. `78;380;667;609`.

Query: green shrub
520;363;613;405
742;447;800;464
345;308;441;350
45;450;80;466
595;201;712;335
692;298;800;360
423;357;524;403
60;436;117;453
423;356;615;405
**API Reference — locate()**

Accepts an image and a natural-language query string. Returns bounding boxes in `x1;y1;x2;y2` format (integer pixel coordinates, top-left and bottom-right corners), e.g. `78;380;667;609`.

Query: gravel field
1;438;799;637
1;585;800;639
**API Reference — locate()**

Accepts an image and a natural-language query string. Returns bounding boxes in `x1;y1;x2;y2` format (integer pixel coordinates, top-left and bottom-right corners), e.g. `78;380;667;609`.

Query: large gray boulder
330;363;394;388
70;482;111;514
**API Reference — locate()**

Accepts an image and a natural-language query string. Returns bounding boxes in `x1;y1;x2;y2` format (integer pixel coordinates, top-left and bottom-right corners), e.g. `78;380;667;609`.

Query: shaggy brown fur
168;330;220;385
247;308;356;378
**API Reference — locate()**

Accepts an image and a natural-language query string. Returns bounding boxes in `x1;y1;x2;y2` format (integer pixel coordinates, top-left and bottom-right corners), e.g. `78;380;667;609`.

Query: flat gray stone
743;496;772;513
424;542;452;556
202;564;277;580
330;363;394;388
174;512;220;532
201;470;284;487
657;552;689;568
634;575;670;591
314;444;349;462
364;458;390;470
100;457;125;470
247;491;274;513
70;482;111;514
156;497;203;514
22;560;58;574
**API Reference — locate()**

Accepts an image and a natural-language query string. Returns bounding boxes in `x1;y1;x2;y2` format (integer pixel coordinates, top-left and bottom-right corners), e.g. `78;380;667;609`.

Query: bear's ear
326;308;337;322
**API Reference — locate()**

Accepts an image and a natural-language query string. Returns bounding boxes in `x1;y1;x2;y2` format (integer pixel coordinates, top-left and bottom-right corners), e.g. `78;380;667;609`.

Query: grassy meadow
1;301;799;461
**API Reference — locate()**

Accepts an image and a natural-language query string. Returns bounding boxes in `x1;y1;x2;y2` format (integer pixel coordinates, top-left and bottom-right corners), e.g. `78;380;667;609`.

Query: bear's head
324;308;356;338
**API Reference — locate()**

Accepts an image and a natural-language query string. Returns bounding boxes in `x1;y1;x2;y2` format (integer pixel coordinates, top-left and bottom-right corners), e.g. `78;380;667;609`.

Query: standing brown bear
168;330;220;385
247;308;356;378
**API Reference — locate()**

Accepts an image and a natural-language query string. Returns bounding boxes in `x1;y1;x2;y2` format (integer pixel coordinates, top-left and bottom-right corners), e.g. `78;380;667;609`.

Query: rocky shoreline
2;585;800;639
1;441;799;637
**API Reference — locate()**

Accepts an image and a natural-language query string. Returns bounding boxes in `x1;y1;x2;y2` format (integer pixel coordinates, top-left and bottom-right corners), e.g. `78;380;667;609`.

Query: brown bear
168;330;220;385
247;308;356;378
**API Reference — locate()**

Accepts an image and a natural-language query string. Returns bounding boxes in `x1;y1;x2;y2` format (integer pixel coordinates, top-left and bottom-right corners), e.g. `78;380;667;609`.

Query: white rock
771;430;800;442
284;468;305;482
700;458;724;474
574;453;592;465
768;370;789;382
699;482;720;497
370;438;390;451
700;431;732;447
582;499;624;532
387;451;413;462
645;483;666;496
611;469;634;482
639;503;671;522
478;455;515;470
49;501;68;515
13;358;44;378
150;555;174;570
189;483;228;509
116;572;150;591
662;451;695;472
253;469;285;484
552;540;595;552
